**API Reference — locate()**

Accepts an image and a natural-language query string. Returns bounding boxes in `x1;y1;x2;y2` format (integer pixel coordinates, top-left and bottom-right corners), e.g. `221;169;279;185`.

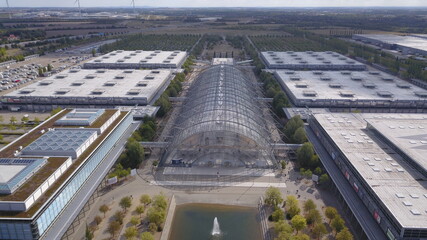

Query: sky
2;0;427;8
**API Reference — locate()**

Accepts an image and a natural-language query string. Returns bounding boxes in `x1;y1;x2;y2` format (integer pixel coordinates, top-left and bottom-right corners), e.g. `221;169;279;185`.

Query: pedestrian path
150;180;286;188
163;167;276;177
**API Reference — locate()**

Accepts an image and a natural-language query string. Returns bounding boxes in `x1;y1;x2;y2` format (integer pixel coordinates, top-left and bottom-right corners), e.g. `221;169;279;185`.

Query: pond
169;203;262;240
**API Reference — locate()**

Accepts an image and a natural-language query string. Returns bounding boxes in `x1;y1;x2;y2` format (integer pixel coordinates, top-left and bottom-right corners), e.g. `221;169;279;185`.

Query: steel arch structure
163;64;275;168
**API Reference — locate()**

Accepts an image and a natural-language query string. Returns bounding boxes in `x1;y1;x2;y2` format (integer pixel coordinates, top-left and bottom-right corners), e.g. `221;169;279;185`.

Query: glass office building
0;110;133;239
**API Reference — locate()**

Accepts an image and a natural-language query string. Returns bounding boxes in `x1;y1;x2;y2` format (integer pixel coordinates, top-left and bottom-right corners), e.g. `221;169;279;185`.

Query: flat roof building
83;50;188;69
0;108;135;239
274;70;427;110
307;113;427;240
21;129;98;159
54;109;105;126
2;68;174;111
261;51;366;70
353;34;427;56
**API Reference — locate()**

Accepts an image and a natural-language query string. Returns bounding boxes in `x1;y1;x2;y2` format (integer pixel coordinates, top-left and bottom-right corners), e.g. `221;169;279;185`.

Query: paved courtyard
71;156;342;240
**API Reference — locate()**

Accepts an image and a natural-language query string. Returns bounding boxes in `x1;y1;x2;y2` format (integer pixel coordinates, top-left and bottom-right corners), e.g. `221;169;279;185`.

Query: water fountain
170;203;261;240
212;217;221;236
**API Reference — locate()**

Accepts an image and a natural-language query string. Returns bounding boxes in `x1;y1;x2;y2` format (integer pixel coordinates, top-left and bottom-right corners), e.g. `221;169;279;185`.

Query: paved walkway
72;158;342;240
163;167;276;176
150;180;286;188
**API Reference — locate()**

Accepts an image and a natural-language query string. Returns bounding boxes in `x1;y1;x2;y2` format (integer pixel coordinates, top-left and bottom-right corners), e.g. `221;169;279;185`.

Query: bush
153;193;168;210
94;215;102;225
271;208;285;222
140;194;152;205
140;232;154;240
114;211;125;224
148;222;157;233
265;186;283;207
296;142;320;169
147;207;166;226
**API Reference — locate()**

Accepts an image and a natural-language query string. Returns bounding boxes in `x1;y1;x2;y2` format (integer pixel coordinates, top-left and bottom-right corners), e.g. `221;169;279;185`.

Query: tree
325;207;338;224
140;194;152;206
284;116;304;142
21;116;29;124
99;204;109;218
147;207;166;226
319;174;330;185
94;215;102;225
297;142;317;169
130;216;140;226
305;209;322;226
0;47;6;57
47;64;53;72
85;225;94;240
286;195;300;218
290;234;310;240
303;199;316;213
336;228;354;240
140;232;154;240
274;220;293;239
155;95;172;117
136;205;145;217
312;223;327;240
153;193;168;210
291;215;306;234
107;221;121;237
122;139;145;169
293;127;307;144
272;92;289;117
109;163;131;178
139;124;156;141
114;210;125;224
91;48;96;57
272;208;285;222
300;169;312;178
314;167;322;176
148;222;157;233
10;116;16;125
280;161;286;171
124;226;138;240
265;186;283;207
120;196;132;212
34;117;40;125
0;134;3;141
0;115;3;123
331;216;345;235
38;68;44;76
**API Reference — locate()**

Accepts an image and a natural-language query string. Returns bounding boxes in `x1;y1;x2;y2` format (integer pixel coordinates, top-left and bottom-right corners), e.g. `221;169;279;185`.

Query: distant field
305;27;403;36
250;35;328;52
45;29;129;38
99;34;201;52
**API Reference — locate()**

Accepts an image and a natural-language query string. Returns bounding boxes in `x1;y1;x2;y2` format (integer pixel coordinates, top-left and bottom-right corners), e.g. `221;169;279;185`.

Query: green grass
100;34;201;53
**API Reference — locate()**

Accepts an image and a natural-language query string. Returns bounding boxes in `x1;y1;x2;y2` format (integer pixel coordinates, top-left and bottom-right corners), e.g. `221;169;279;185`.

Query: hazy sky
2;0;427;8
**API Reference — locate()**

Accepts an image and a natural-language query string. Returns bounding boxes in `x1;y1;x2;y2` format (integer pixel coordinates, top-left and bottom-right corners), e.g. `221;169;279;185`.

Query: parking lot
0;53;92;96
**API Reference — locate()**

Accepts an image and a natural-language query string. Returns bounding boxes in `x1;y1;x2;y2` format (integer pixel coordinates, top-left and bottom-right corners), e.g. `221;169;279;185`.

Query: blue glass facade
0;112;132;240
0;222;33;240
35;113;132;237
